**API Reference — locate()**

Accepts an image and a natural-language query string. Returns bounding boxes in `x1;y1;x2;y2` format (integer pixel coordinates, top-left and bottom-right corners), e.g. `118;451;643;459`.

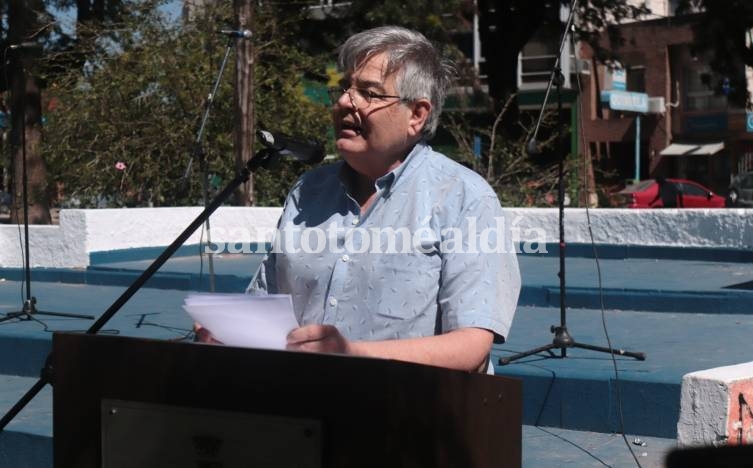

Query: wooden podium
52;333;521;467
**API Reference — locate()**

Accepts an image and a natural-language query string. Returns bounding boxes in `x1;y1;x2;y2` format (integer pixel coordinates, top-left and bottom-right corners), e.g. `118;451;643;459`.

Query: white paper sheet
183;294;298;350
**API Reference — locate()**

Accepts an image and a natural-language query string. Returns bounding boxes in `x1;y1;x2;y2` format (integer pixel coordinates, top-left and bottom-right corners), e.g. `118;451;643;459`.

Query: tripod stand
0;46;93;324
499;0;644;365
181;33;247;293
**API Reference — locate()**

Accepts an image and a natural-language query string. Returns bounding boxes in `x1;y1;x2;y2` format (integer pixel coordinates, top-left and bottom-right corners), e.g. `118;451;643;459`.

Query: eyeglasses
327;86;405;107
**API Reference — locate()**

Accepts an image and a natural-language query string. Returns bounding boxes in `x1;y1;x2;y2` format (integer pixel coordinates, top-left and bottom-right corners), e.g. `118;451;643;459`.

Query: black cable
572;35;644;468
534;426;612;467
130;312;194;340
14;197;25;307
25;314;120;335
518;353;617;465
198;221;205;290
137;322;194;341
3;47;28;312
25;314;51;332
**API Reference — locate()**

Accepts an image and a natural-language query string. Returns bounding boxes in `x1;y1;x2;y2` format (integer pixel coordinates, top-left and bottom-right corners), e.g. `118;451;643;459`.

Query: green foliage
24;0;752;211
442;96;572;207
41;1;329;208
40;0;473;208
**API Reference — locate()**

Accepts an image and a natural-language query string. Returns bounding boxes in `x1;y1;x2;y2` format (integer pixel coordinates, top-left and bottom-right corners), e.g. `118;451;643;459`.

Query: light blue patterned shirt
250;142;520;343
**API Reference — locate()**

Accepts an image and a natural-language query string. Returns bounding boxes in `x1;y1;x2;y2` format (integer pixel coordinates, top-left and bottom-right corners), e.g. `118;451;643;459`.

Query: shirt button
341;254;350;262
351;218;359;225
329;297;338;307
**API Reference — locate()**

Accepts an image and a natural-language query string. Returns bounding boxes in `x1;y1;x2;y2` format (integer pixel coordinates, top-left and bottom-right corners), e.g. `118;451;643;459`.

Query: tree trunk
233;0;255;206
582;141;598;207
8;0;51;224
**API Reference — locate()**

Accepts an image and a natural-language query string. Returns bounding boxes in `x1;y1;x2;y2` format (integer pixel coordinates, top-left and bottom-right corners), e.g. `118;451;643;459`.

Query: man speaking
249;26;521;373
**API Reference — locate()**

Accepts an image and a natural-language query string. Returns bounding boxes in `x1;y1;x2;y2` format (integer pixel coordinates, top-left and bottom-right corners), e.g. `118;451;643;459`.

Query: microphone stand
0;47;94;324
0;146;284;433
499;0;644;365
182;36;236;293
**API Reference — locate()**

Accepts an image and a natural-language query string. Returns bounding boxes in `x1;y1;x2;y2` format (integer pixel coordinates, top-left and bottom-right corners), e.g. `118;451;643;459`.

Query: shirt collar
338;141;430;196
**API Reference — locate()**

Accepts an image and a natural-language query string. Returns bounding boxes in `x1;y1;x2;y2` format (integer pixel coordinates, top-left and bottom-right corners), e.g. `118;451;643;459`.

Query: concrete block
677;361;753;447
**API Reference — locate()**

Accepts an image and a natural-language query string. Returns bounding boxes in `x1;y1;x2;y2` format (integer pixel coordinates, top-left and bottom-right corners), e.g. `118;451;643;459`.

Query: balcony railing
517;45;590;91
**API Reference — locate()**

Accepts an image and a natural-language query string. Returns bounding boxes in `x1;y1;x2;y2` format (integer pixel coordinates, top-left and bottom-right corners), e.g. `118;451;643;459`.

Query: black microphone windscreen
257;130;325;164
218;29;252;39
526;138;542;156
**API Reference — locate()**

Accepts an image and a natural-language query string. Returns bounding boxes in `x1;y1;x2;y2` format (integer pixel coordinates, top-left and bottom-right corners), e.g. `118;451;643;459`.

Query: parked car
614;178;726;208
727;172;753;207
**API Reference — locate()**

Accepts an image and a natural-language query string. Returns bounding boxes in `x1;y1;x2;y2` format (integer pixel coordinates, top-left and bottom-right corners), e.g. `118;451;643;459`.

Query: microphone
9;42;40;50
257;130;325;164
526;138;542;156
217;29;252;39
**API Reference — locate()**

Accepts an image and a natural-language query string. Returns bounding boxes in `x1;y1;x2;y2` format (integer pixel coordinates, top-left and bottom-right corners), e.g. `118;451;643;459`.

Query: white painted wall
1;207;752;268
0;222;87;269
0;207;282;268
503;208;753;249
75;207;283;253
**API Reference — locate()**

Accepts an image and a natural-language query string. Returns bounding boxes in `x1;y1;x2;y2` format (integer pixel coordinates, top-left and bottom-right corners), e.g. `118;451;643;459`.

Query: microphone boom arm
0;147;283;433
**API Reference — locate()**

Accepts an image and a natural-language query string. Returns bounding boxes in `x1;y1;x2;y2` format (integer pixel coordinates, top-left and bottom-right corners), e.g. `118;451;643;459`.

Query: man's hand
286;324;352;354
286;325;493;372
193;322;222;344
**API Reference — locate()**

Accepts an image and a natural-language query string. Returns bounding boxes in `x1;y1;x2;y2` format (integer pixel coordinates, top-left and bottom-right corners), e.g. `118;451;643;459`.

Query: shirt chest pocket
363;249;442;320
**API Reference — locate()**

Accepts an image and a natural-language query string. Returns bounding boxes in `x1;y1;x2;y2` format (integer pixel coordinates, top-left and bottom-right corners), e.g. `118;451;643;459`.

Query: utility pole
233;0;255;206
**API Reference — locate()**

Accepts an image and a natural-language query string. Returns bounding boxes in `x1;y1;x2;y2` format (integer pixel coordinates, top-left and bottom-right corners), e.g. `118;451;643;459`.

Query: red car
615;178;726;208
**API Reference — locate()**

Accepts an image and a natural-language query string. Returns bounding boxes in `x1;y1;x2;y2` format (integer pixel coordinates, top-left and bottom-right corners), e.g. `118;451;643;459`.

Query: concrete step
0;252;750;464
0;266;750;438
494;305;753;438
4;254;752;314
1;296;746;441
0;281;193;377
0;375;52;468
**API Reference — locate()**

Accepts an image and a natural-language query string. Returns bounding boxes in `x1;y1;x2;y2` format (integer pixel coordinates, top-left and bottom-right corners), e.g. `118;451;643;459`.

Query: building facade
578;15;752;196
515;1;752;204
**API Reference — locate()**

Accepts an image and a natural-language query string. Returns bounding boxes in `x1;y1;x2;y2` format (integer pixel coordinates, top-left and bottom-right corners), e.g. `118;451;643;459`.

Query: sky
50;0;183;36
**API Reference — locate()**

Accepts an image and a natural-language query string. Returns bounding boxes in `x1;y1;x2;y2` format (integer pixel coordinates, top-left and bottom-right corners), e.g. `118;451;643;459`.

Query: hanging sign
609;90;649;113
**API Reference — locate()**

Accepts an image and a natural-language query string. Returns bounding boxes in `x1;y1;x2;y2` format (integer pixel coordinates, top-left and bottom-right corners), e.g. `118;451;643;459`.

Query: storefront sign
609;90;648;113
611;68;627;91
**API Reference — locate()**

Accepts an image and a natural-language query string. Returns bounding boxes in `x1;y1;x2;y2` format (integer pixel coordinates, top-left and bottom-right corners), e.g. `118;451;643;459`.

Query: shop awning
659;142;725;156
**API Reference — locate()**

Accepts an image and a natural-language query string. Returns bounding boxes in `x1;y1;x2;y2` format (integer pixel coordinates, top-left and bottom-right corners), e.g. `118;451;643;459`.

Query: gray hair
337;26;454;139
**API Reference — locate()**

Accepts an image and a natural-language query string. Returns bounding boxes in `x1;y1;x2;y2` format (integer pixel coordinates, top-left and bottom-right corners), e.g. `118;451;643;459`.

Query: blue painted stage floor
0;248;751;467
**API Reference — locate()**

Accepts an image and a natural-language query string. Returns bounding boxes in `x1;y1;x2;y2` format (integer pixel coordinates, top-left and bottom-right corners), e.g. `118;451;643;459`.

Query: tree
474;1;653;206
479;1;650;105
1;0;129;223
9;0;718;212
286;0;655;207
5;0;53;224
40;1;329;208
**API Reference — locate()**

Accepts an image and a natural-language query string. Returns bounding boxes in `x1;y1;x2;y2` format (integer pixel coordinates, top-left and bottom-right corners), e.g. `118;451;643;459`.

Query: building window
518;25;562;89
627;66;645;92
685;65;727;111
